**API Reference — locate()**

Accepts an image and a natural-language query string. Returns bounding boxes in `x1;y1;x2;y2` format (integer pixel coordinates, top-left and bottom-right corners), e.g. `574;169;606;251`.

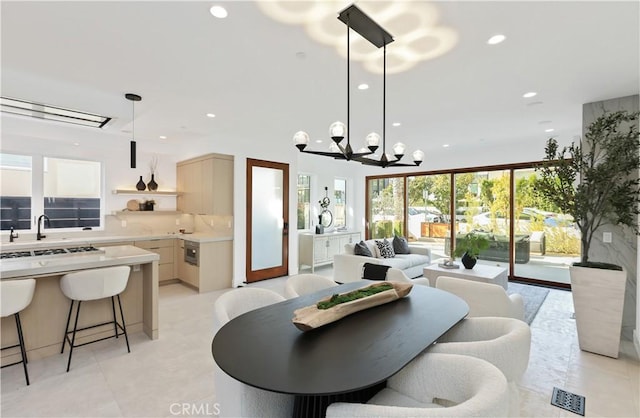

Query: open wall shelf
112;189;180;196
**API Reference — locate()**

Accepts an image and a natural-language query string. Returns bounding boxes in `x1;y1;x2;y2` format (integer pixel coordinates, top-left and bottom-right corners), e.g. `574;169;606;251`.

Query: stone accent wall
582;94;639;340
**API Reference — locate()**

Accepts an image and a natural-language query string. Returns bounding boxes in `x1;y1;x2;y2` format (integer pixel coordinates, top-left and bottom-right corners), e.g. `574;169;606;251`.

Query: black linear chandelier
293;4;424;168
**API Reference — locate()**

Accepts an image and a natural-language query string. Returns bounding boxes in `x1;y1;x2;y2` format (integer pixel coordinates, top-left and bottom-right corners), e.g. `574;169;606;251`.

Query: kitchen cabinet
299;231;361;272
135;239;176;283
177;239;233;292
176;153;233;215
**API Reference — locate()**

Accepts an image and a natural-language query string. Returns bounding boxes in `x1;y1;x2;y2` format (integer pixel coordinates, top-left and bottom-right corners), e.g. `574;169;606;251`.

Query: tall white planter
570;265;627;358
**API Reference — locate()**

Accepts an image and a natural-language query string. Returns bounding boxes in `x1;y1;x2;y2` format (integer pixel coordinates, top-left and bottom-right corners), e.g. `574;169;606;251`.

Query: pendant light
125;93;142;169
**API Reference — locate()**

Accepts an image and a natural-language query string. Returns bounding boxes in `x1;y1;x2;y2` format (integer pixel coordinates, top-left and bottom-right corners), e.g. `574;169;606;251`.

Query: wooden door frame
245;158;289;282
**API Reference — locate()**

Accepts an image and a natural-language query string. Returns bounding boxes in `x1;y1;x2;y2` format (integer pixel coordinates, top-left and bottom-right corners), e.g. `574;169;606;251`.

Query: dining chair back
284;274;338;298
427;316;531;415
326;352;509;417
212;287;293;418
435;275;524;320
1;279;36;385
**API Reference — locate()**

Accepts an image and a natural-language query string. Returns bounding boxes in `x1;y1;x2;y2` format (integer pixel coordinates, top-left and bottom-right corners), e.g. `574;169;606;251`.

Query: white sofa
333;239;431;283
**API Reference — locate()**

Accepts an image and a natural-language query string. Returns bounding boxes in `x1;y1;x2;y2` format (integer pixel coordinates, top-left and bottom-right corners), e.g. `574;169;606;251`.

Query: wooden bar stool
1;279;36;385
59;266;131;372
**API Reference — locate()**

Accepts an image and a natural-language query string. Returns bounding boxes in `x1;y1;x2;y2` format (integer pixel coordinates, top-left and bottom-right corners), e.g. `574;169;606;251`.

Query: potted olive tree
453;231;490;269
536;109;640;358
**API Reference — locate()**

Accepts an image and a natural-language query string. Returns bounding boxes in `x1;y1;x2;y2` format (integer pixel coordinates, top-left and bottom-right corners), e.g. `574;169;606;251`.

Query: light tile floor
1;269;638;417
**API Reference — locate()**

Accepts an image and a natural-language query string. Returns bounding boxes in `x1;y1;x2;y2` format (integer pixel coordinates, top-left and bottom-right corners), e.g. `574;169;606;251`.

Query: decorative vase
136;176;146;191
461;252;477;269
147;174;158;191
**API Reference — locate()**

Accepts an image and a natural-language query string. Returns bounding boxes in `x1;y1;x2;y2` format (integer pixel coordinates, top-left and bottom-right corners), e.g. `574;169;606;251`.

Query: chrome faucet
37;214;50;240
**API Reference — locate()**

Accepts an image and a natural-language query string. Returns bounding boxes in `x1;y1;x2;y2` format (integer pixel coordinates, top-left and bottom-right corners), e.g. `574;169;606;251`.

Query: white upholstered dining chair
435;275;524;320
284;274;338;298
427;317;531;415
326;352;509;417
212;287;293;418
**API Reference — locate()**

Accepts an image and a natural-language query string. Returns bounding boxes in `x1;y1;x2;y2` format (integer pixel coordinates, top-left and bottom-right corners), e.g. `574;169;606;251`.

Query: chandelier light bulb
365;132;381;147
329;121;346;141
413;149;425;163
392;142;406;157
293;131;310;150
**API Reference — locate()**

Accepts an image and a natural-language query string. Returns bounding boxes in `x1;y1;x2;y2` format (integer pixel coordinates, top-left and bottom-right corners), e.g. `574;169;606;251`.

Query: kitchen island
1;245;159;363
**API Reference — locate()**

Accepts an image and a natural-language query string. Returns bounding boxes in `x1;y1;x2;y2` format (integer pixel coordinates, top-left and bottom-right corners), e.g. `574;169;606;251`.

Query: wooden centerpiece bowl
292;281;413;331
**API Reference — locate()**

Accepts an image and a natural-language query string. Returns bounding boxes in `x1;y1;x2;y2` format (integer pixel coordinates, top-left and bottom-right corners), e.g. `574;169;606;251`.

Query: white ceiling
1;1;639;164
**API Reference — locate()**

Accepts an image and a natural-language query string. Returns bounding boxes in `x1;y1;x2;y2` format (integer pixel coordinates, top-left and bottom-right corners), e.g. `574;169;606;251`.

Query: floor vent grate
551;387;585;416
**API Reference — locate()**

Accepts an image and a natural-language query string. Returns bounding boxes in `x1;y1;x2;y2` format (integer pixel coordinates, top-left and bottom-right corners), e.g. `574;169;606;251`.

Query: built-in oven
184;241;199;266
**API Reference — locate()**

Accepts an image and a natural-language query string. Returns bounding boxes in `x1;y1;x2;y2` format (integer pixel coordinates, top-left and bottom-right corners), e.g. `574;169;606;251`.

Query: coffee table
423;263;508;289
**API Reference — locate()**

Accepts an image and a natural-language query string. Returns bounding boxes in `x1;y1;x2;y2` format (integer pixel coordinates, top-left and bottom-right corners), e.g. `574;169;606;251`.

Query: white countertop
0;232;232;251
1;245;160;279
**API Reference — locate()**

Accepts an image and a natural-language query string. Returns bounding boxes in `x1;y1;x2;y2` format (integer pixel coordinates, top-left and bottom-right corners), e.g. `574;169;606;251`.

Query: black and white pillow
392;235;410;254
354;241;373;257
375;239;395;258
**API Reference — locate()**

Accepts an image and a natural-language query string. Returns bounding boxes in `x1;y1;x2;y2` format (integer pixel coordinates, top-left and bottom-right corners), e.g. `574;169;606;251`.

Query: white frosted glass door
251;166;283;270
246;159;289;282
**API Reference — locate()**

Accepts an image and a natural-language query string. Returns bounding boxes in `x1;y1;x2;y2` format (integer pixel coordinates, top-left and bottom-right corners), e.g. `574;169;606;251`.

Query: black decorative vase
147;174;158;191
136;176;146;191
461;252;477;269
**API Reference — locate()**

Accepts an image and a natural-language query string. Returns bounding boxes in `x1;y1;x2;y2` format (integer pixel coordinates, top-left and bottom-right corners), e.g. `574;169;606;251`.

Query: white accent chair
326;352;509;417
360;263;431;286
435;276;525;320
427;317;531;415
213;287;294;418
284;274;338;298
60;266;131;372
1;279;36;385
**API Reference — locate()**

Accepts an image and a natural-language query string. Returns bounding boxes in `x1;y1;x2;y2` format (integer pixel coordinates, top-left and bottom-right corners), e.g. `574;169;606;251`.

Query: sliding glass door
367;177;405;239
512;168;579;285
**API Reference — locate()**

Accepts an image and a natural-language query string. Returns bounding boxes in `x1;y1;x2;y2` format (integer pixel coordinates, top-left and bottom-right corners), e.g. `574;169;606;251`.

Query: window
334;178;346;228
297;174;311;229
0;153;32;230
44;157;101;229
0;153;102;231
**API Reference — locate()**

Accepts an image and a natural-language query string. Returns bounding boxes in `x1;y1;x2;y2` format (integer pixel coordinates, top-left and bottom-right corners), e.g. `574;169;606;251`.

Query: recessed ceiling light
487;34;506;45
159;135;167;139
206;113;216;118
545;128;555;133
73;142;80;146
442;144;450;148
315;140;323;144
209;5;228;19
523;92;537;98
358;84;369;90
392;122;401;127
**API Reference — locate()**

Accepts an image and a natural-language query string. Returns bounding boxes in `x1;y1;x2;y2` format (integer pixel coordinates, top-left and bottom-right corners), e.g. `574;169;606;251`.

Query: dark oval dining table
211;281;469;417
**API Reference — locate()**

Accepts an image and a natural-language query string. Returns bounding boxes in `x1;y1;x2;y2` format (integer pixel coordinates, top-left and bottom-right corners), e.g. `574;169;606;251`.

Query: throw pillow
375;239;395;259
392;235;410;254
354;241;373;257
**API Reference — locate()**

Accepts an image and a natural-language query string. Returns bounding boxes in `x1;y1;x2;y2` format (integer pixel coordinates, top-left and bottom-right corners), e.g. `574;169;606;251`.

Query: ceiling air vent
1;96;112;129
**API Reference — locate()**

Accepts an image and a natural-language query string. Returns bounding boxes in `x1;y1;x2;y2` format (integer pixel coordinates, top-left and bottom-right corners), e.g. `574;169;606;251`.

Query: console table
298;231;360;272
423;263;508;289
